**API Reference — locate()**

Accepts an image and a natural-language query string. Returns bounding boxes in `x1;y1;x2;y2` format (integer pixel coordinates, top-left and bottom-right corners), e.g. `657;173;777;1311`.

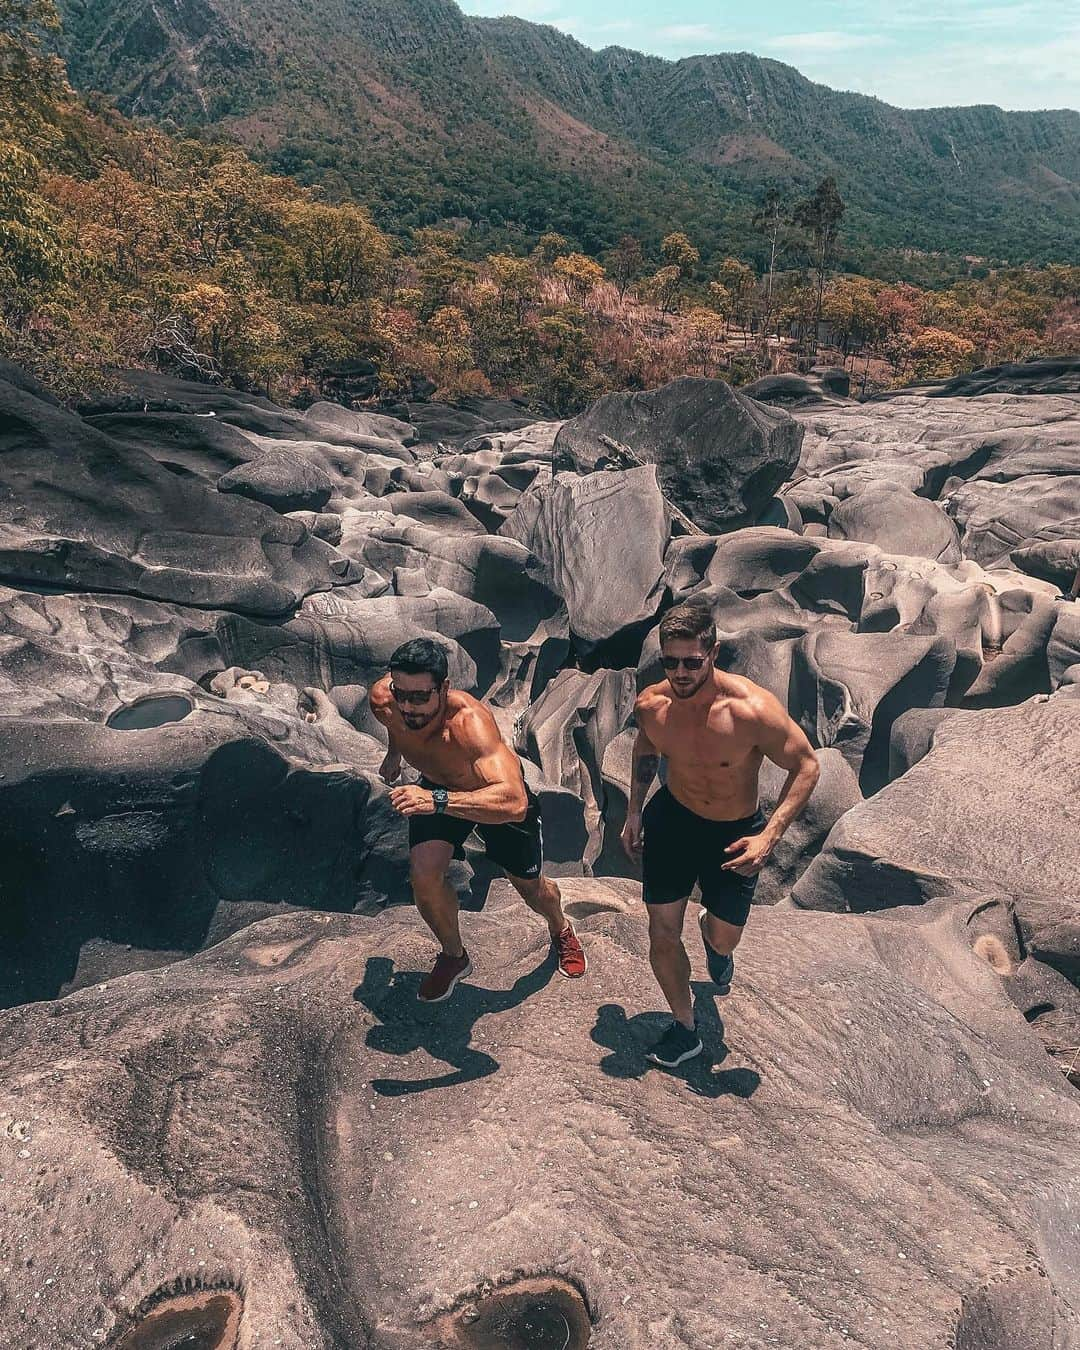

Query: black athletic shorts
407;777;544;880
642;786;766;927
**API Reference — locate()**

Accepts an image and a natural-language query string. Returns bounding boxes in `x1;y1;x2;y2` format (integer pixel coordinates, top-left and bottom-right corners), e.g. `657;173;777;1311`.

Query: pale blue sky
459;0;1080;111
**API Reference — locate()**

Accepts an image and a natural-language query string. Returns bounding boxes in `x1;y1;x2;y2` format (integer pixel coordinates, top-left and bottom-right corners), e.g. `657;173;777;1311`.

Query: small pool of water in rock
106;694;194;731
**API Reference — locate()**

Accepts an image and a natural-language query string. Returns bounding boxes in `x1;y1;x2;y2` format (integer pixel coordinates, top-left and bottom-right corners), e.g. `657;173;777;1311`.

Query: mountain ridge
54;0;1080;269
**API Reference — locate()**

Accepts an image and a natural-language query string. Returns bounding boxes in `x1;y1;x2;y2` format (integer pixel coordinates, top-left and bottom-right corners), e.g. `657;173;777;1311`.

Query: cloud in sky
656;23;715;43
764;31;884;55
457;1;1080;109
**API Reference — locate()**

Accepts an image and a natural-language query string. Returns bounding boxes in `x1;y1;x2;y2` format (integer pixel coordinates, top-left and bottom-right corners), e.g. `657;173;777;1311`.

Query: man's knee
647;911;685;953
410;861;449;900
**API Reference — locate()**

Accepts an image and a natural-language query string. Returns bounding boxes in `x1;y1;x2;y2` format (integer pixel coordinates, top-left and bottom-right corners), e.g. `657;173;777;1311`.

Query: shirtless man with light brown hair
371;637;586;1003
621;602;820;1067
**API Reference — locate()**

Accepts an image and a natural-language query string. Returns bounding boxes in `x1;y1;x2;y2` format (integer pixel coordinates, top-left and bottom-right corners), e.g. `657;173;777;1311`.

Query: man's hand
721;831;775;877
379;752;402;785
389;785;435;816
620;811;643;863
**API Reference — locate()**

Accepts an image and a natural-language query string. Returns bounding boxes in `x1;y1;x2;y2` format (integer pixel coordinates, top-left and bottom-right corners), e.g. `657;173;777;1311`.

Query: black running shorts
408;777;544;880
642;786;766;926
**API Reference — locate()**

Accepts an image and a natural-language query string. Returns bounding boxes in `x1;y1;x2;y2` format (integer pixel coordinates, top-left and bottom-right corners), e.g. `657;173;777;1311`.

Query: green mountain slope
54;0;1080;267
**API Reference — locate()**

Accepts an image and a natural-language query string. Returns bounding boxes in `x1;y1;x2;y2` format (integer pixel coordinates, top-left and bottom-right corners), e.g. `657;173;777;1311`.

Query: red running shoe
418;949;472;1003
553;923;587;978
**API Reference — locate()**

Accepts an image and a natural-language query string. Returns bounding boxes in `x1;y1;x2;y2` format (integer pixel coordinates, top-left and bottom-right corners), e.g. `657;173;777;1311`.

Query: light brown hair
658;603;716;650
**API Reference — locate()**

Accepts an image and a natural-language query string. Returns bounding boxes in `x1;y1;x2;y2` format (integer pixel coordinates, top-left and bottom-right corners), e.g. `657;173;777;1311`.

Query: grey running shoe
646;1020;703;1067
700;911;734;993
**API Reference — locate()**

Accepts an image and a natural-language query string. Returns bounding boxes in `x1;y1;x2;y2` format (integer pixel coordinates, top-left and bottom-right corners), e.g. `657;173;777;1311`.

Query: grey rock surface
793;700;1080;912
1;890;1077;1348
554;377;802;532
501;466;669;656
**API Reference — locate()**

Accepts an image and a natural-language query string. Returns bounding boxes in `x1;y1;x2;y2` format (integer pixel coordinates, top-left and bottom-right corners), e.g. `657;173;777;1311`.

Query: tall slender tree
794;177;845;358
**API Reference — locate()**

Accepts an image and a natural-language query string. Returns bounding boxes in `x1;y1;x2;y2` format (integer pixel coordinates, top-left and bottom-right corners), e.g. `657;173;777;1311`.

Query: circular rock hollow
109;1287;242;1349
106;694;194;731
448;1277;591;1348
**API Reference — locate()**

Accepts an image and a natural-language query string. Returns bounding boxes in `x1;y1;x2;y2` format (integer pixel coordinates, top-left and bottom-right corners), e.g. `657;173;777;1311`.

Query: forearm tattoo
636;754;660;783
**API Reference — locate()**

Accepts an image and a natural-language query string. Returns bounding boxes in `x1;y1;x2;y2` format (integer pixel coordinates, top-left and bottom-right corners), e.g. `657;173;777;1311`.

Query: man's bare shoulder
724;675;787;727
447;692;504;751
635;683;671;718
369;674;394;722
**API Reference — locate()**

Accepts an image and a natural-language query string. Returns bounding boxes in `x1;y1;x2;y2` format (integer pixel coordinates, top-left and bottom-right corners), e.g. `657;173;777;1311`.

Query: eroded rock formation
1;359;1078;1349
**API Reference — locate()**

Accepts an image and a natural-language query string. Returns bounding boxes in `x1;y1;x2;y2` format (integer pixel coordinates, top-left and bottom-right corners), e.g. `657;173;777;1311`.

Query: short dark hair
658;602;716;650
389;637;449;685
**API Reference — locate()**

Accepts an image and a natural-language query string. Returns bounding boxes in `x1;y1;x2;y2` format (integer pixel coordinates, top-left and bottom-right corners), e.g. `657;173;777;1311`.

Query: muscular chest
395;724;478;787
651;706;755;770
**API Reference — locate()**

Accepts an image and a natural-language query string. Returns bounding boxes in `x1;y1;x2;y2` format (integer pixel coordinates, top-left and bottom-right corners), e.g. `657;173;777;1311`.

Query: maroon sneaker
553;923;587;979
418;950;472;1003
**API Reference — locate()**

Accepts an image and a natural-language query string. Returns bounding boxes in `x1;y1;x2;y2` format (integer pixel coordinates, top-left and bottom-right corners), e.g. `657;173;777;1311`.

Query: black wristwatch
432;787;449;815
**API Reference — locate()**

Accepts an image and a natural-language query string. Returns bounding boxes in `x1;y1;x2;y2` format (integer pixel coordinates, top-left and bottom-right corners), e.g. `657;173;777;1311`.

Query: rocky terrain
0;357;1078;1348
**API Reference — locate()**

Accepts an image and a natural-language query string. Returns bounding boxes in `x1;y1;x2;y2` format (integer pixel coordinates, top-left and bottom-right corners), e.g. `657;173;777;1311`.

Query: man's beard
402;702;442;730
403;712;436;729
669;673;709;700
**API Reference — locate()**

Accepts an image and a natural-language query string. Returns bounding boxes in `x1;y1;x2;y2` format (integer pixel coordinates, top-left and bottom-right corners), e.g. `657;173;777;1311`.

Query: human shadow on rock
353;952;556;1096
591;986;761;1100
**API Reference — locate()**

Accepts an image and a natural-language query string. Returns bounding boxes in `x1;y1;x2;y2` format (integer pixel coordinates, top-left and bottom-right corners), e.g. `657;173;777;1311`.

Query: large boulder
217;450;334;514
899;355;1080;398
743;369;850;408
301;585;503;692
0;376;343;616
515;667;637;867
501;466;669;659
2;891;1077;1348
793;700;1080;912
554;377;802;532
828;483;962;564
0;703;408;1006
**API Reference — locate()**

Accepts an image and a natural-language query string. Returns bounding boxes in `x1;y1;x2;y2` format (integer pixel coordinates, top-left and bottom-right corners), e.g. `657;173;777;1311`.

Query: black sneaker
700;911;734;993
646;1020;703;1067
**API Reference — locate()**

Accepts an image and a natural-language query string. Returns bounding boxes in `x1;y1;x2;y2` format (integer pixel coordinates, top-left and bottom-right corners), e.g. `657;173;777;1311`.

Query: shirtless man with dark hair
622;604;820;1066
371;637;586;1003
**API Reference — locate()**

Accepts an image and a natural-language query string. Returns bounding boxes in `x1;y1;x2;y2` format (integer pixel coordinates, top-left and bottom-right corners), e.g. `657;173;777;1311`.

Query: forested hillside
53;0;1080;271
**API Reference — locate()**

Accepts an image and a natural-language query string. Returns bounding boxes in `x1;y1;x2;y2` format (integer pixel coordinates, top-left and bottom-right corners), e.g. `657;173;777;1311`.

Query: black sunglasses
390;682;439;706
661;655;709;671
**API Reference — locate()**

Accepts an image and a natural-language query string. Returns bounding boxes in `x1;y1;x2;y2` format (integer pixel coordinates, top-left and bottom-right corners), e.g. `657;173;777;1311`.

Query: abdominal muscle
663;751;762;822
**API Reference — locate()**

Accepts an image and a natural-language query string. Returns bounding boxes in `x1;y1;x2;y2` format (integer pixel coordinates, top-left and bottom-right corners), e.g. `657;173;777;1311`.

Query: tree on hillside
642;264;682;316
715;257;757;344
611;234;644;301
752;187;790;369
0;0;66;305
553;252;604;308
412;227;465;320
533;231;571;268
794;177;845;358
660;231;700;280
752;188;786;316
286;201;392;307
686;307;727;376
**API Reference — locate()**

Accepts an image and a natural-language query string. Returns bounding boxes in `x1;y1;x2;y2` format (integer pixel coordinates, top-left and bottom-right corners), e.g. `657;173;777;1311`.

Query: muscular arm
444;708;529;825
369;676;403;781
752;692;820;844
620;696;662;861
627;721;661;818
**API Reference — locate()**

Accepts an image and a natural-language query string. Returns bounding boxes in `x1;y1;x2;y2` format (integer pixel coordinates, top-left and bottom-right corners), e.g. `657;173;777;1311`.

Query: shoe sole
417;958;472;1003
556;950;588;979
647;1040;703;1068
699;911;733;994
